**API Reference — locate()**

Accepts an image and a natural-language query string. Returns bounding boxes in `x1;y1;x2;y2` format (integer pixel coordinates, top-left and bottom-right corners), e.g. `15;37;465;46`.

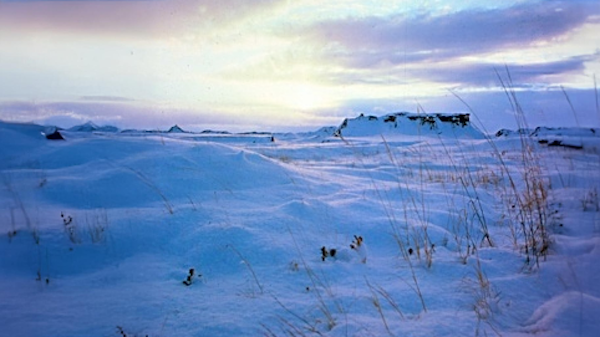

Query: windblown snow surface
1;114;599;337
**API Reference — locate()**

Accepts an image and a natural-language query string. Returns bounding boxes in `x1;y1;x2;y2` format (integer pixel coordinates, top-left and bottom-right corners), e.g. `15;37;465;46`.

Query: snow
1;114;599;337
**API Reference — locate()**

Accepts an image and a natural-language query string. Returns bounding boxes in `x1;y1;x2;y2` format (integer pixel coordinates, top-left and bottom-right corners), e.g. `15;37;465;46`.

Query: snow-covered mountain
200;129;231;134
496;126;599;138
495;128;533;137
167;124;186;133
496;126;600;151
530;126;599;138
333;112;484;138
68;121;119;132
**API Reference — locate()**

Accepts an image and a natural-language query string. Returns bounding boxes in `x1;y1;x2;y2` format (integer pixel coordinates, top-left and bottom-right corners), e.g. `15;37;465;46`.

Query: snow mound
521;291;600;337
0;121;48;156
333;112;484;138
34;141;293;209
275;126;337;142
304;126;337;138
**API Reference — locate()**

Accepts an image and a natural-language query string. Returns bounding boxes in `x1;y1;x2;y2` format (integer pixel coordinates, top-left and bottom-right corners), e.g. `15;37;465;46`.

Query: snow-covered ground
1;114;599;337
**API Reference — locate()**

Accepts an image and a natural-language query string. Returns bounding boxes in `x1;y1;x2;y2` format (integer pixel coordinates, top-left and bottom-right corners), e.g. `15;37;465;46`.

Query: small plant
320;235;366;263
116;326;148;337
187;196;198;211
116;326;127;337
277;155;293;164
126;167;174;215
464;254;501;337
582;187;599;212
7;229;17;242
61;212;80;244
3;174;36;243
365;277;407;336
35;271;50;285
350;235;367;264
349;235;362;250
32;227;40;245
182;268;201;286
274;228;345;334
85;209;108;244
320;246;337;261
88;224;105;244
35;247;50;284
228;245;263;295
7;208;18;243
61;212;73;225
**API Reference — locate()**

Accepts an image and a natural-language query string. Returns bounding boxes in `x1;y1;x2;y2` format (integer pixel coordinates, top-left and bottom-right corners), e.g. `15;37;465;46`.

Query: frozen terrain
1;113;599;337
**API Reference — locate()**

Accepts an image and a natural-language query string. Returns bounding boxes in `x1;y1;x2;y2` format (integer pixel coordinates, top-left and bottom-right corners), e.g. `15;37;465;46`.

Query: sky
0;0;599;132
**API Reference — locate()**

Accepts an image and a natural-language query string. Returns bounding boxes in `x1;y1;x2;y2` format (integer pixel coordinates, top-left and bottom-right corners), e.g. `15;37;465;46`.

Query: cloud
0;0;282;39
299;1;599;67
2;0;598;132
79;96;137;103
264;1;600;93
406;53;598;87
293;52;597;91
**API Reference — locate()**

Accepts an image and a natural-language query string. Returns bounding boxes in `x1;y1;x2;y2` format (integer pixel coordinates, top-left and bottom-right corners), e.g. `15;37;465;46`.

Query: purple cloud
0;0;281;38
317;52;598;89
301;1;599;67
408;53;598;87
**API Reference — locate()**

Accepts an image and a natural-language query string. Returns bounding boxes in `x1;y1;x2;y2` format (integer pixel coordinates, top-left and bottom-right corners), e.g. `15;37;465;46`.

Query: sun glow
281;82;331;110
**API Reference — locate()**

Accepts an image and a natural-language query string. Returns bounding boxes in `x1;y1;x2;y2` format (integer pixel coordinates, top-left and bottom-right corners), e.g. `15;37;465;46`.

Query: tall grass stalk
379;137;427;312
365;278;394;336
227;244;264;296
450;66;550;268
437;136;493;248
125;166;174;215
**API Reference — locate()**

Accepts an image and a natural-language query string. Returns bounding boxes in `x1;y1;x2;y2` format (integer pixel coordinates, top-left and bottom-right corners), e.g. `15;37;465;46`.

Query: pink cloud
0;0;280;38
